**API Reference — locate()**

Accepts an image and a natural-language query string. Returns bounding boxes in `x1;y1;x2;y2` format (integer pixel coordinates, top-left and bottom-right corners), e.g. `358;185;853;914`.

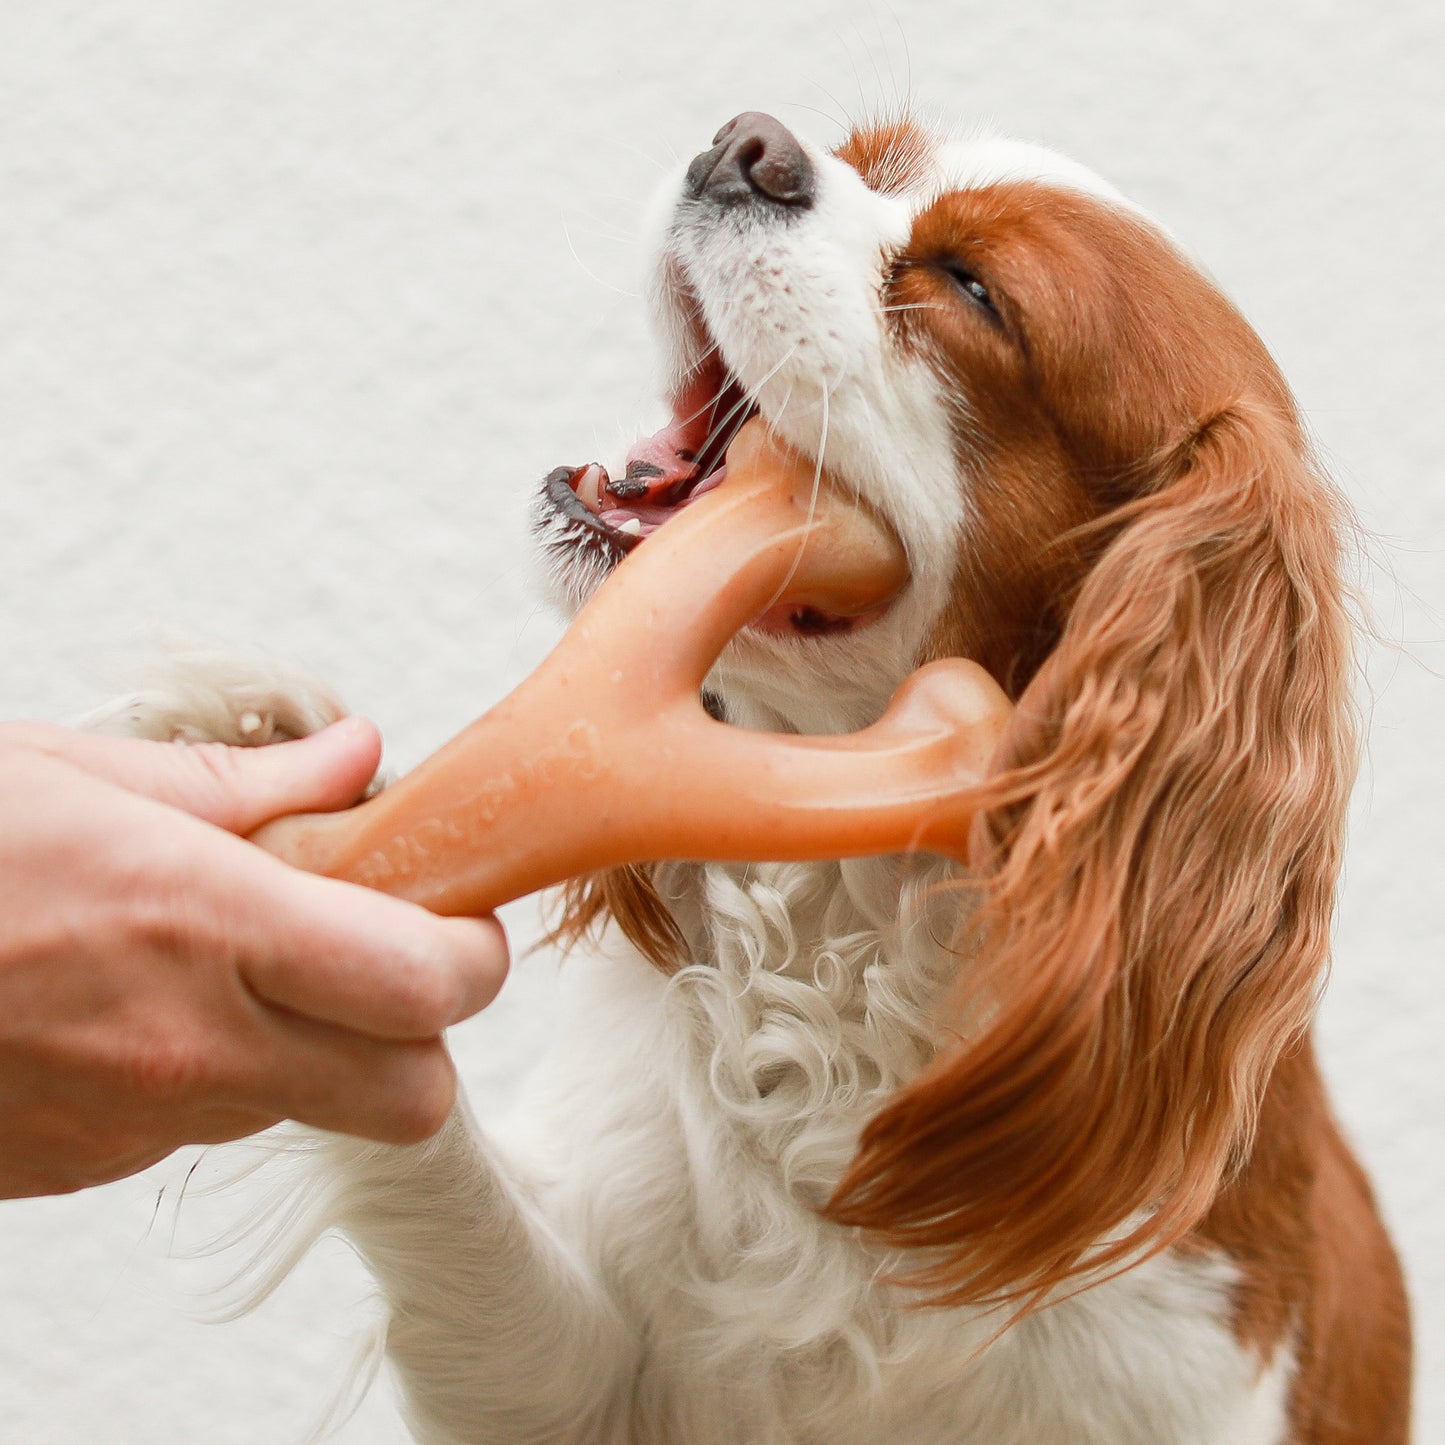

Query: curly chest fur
499;857;1291;1445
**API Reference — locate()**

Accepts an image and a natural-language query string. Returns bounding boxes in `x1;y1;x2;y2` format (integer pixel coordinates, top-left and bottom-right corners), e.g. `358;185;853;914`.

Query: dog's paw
78;637;351;749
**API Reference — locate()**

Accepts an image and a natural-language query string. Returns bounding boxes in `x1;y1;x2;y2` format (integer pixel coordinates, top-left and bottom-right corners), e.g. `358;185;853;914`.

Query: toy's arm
251;422;1011;914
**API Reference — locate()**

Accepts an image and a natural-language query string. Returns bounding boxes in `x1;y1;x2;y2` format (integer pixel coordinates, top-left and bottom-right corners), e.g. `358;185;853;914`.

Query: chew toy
251;421;1012;914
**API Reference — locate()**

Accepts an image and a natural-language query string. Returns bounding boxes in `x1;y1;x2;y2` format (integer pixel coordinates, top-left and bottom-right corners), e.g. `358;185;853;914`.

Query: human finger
16;716;384;835
181;835;512;1039
242;891;510;1040
242;1015;459;1145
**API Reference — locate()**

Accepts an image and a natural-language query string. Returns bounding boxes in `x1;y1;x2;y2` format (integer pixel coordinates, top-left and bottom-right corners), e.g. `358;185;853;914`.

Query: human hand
0;718;509;1198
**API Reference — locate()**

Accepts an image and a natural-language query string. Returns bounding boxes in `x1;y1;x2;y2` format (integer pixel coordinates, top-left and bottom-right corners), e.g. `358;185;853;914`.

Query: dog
120;112;1410;1443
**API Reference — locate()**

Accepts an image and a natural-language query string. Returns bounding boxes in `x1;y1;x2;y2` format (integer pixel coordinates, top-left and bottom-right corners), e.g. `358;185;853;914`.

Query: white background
0;2;1439;1440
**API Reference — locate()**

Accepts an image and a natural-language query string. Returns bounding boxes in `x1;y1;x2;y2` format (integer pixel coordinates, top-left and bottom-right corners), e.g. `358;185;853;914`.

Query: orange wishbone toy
251;420;1013;915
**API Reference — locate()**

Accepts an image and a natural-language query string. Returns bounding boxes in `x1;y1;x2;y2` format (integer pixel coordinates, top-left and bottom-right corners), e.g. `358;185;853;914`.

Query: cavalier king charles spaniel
118;113;1411;1443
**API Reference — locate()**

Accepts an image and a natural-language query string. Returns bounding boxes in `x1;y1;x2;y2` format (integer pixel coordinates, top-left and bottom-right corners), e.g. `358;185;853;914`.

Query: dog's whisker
799;77;859;139
839;35;874;133
789;97;854;135
760;371;832;617
559;216;640;299
612;139;682;175
563;208;646;245
896;15;916;117
870;5;915;119
673;343;801;460
860;27;892;120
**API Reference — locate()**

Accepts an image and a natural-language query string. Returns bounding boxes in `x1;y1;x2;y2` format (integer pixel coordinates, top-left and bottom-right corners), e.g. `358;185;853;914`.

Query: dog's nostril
686;111;815;210
734;138;766;174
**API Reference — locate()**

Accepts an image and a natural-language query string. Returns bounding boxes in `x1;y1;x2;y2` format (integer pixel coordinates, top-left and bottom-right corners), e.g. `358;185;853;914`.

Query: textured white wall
0;2;1439;1440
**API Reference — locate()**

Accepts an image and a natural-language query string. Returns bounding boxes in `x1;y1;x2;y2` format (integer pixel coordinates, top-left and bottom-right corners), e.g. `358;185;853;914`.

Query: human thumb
41;716;385;836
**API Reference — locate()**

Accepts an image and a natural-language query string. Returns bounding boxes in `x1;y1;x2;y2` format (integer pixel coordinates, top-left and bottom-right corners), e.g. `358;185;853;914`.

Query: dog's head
537;114;1357;1305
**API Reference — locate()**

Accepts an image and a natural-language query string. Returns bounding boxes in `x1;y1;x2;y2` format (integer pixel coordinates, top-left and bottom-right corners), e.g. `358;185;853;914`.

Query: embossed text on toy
352;720;606;887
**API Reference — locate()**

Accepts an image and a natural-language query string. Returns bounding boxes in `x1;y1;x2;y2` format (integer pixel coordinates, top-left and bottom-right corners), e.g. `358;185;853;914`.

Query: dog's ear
828;401;1357;1306
552;866;687;973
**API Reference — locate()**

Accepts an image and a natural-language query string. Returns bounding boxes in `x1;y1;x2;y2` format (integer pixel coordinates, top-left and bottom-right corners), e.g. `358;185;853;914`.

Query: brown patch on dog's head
834;119;933;195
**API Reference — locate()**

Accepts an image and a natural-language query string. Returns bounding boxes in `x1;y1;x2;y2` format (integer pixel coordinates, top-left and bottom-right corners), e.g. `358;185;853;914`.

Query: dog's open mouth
547;358;751;554
543;357;886;638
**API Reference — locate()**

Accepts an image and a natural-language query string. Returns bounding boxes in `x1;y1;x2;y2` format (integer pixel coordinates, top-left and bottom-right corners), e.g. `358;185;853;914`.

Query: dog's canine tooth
576;463;606;512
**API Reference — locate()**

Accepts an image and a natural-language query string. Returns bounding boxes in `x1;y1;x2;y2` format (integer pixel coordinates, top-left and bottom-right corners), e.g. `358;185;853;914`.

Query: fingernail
310;715;378;749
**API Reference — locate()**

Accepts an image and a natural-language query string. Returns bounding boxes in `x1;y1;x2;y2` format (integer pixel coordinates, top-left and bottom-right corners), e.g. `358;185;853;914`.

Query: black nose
685;112;815;210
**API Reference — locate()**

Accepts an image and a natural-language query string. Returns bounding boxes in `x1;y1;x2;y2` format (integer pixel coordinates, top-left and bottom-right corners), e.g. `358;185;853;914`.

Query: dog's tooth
616;517;643;536
575;464;605;512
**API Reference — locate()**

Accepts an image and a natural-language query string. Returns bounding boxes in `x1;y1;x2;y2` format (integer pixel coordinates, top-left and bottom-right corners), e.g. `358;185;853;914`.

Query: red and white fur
113;115;1410;1442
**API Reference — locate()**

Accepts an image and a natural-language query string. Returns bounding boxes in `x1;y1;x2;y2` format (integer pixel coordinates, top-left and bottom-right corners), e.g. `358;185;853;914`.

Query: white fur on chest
488;858;1289;1445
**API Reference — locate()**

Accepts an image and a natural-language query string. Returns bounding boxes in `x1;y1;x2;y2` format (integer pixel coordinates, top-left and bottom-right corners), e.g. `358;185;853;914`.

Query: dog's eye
941;262;1000;319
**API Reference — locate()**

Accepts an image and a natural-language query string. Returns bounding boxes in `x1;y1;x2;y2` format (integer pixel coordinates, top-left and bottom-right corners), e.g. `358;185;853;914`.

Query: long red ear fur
826;400;1358;1307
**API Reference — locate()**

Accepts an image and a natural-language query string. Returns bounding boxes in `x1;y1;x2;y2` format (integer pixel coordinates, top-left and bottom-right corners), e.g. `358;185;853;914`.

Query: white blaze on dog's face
534;113;1246;732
